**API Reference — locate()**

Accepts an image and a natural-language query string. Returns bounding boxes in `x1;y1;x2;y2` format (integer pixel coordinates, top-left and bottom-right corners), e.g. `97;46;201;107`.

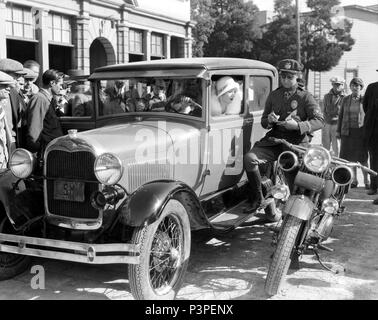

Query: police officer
243;59;325;220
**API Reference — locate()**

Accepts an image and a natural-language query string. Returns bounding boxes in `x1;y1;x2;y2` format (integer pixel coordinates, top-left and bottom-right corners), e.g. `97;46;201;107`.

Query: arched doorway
89;37;116;73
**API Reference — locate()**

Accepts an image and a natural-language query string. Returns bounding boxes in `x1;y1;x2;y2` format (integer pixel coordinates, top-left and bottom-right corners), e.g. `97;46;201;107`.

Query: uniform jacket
261;86;325;145
363;81;378;144
25;89;63;154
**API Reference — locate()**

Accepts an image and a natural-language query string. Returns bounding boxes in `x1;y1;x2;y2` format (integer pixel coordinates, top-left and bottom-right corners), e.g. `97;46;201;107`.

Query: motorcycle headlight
322;198;339;214
9;149;35;179
303;146;331;173
94;153;124;186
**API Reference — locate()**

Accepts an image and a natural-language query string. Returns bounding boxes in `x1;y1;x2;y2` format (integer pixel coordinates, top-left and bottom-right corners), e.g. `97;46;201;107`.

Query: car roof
89;58;277;80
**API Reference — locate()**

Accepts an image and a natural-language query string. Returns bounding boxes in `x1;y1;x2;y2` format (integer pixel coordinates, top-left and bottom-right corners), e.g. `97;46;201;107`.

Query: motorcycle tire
265;215;302;296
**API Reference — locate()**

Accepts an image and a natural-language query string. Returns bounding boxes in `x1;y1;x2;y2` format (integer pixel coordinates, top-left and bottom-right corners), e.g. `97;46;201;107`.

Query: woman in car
211;76;242;116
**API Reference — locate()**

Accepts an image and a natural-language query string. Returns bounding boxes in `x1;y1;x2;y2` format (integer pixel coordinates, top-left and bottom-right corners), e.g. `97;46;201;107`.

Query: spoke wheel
265;215;302;296
128;199;190;300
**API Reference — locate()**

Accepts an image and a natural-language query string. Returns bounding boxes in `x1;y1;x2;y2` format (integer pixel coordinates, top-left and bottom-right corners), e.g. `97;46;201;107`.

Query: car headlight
9;149;35;179
322;198;339;214
303;146;331;173
94;153;124;186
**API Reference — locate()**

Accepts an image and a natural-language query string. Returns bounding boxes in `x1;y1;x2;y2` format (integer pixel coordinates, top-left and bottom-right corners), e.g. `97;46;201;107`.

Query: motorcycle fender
283;195;315;221
119;180;205;227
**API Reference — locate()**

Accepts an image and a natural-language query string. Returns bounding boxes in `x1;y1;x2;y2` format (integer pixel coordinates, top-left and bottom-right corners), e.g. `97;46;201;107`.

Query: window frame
208;72;247;121
151;33;164;58
129;29;144;54
47;12;72;45
6;4;35;39
247;74;273;114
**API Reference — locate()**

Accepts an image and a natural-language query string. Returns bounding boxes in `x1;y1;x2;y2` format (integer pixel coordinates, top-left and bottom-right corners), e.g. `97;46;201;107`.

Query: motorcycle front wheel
265;215;302;296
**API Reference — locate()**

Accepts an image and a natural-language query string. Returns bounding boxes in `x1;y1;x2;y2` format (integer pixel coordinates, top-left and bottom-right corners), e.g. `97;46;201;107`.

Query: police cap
277;59;303;73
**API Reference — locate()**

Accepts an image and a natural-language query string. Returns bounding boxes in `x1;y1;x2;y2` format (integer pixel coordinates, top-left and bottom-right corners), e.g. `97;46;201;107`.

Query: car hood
46;120;202;192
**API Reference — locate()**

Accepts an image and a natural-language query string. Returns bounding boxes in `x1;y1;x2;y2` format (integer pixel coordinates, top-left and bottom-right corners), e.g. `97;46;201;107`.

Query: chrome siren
278;151;299;172
332;165;353;186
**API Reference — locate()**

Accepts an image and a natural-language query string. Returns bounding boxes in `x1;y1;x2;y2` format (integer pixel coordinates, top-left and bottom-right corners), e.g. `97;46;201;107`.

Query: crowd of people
0;58;93;172
321;74;378;204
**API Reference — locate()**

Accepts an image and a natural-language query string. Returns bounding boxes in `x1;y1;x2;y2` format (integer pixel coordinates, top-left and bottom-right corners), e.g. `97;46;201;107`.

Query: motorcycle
264;138;378;296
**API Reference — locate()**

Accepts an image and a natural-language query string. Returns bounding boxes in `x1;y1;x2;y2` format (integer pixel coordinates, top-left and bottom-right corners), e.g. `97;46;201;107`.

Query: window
129;29;143;54
96;77;203;118
248;76;271;112
47;13;72;44
211;75;244;117
151;33;164;57
6;4;34;39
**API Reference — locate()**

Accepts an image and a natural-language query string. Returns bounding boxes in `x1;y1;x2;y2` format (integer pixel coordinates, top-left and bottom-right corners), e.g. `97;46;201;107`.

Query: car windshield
96;77;203;118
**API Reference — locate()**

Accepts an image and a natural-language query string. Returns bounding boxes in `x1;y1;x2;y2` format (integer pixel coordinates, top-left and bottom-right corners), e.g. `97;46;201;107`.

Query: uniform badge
291;100;298;110
285;62;292;70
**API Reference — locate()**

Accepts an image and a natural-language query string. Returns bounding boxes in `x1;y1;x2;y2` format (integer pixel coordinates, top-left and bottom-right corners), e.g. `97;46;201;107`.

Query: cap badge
285;63;292;70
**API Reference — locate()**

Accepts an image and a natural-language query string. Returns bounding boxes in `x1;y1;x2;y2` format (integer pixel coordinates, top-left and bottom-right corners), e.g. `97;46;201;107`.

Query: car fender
0;170;25;223
119;180;209;228
283;195;315;221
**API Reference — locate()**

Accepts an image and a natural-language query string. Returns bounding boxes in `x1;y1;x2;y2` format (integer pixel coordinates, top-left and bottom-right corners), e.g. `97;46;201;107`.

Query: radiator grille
46;150;99;219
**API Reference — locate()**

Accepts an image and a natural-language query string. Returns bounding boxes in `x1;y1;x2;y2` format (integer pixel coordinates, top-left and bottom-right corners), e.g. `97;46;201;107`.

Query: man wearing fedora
322;76;345;157
363;71;378;204
243;59;325;220
0;58;27;150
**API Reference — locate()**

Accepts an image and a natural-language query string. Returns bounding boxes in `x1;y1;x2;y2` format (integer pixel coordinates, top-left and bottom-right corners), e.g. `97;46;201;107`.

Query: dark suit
25;90;63;154
363;81;378;190
9;87;26;148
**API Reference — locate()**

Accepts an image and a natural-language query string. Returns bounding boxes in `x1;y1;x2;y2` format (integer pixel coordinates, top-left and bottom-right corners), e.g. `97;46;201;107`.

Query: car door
200;72;251;196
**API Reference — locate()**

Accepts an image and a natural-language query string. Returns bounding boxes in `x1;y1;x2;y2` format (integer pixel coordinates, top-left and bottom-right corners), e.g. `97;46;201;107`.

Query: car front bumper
0;233;140;264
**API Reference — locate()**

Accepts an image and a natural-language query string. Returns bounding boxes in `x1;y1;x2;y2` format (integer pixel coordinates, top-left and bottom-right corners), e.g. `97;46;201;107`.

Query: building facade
0;0;194;74
307;5;378;99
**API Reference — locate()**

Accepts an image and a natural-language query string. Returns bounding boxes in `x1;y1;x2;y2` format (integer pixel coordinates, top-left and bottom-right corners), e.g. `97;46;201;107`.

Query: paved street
0;185;377;300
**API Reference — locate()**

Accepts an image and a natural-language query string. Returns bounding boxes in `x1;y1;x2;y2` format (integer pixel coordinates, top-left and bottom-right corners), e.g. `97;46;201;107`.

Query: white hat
330;76;345;84
216;76;239;98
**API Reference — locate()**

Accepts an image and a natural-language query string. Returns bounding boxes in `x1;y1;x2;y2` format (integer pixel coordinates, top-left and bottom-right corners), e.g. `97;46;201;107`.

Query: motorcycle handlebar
360;165;378;177
332;159;378;176
269;137;378;176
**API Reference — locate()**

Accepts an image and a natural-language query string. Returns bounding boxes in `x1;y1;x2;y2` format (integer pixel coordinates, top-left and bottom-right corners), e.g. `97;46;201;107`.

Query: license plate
54;180;85;202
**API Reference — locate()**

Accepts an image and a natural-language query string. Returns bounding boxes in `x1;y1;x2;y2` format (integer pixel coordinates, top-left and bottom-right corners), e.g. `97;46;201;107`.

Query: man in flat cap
23;60;40;95
24;70;63;167
322;76;345;157
363;71;378;204
243;58;325;221
0;58;27;149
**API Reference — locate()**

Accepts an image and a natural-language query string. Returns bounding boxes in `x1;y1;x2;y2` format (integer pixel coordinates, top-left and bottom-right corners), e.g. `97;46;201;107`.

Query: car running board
208;200;257;233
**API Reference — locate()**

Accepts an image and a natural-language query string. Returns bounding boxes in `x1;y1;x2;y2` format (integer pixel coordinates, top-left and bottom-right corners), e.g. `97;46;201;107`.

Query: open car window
96;77;203;118
210;75;244;118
